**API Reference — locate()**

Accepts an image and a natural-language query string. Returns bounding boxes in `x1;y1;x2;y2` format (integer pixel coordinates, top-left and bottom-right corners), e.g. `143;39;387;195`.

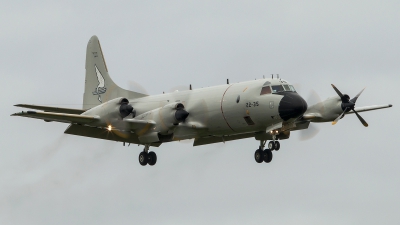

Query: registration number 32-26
245;101;259;107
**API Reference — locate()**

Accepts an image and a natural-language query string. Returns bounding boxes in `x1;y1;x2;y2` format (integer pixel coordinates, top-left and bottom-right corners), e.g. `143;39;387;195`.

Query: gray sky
1;1;399;224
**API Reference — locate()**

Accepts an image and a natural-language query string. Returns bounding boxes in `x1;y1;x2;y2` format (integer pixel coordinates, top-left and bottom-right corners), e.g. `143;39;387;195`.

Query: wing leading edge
345;104;392;114
11;111;99;124
14;104;86;114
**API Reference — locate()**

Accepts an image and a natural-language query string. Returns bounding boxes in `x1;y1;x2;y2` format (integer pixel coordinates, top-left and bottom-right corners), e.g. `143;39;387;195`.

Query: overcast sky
1;1;399;224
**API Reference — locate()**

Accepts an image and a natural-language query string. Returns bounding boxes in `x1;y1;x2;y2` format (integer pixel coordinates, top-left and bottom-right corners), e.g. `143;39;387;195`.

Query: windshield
270;85;296;93
271;85;284;93
260;82;296;95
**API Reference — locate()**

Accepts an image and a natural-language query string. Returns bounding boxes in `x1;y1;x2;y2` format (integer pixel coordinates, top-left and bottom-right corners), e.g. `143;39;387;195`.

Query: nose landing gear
138;144;157;166
254;140;280;164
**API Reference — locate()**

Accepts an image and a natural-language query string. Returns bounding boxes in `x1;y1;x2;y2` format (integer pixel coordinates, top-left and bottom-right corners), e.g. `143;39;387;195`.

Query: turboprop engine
82;97;136;125
135;102;189;135
303;84;368;127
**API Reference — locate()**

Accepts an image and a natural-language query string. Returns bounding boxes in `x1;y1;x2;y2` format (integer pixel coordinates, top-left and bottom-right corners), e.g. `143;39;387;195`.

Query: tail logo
92;65;107;102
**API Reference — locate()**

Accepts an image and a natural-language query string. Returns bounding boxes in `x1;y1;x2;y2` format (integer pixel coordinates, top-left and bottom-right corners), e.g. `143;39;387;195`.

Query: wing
11;111;99;124
345;104;392;114
63;124;161;147
11;110;156;133
14;104;85;114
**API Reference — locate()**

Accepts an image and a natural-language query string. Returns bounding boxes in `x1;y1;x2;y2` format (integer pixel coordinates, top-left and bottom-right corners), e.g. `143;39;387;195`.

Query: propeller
174;103;189;123
125;81;207;143
110;99;136;139
299;123;320;141
331;84;368;127
119;102;135;118
299;89;323;141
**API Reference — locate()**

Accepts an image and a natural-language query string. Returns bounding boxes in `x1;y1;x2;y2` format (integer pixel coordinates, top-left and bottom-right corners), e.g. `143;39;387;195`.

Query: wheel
263;149;273;163
274;141;280;151
139;152;148;166
268;141;275;150
148;151;157;166
254;149;264;163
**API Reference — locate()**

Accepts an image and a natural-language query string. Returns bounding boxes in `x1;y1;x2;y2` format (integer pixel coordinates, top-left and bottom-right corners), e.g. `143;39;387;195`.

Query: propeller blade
352;109;369;127
299;123;320;141
306;89;325;114
332;108;347;125
331;84;344;98
350;88;365;103
128;80;149;95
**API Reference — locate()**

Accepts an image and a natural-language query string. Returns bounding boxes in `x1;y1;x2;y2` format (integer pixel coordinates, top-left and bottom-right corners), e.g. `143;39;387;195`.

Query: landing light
107;125;112;131
270;130;279;135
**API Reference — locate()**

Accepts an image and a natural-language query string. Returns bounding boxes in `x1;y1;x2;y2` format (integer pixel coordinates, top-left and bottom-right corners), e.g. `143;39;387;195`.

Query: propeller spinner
119;101;135;118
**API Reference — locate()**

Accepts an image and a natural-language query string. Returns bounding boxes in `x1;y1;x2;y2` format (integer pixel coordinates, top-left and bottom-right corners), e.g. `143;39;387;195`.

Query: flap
64;124;161;147
194;133;255;146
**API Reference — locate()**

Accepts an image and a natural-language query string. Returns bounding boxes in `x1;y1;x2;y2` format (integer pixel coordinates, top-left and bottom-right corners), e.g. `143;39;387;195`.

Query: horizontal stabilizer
14;104;85;114
11;111;99;124
345;104;392;114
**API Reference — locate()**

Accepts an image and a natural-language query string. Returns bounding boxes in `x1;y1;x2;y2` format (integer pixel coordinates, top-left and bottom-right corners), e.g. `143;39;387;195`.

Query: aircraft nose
278;92;308;121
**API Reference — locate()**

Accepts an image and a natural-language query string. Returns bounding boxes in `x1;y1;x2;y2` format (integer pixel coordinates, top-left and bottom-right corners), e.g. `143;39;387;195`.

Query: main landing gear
138;144;157;166
254;140;280;163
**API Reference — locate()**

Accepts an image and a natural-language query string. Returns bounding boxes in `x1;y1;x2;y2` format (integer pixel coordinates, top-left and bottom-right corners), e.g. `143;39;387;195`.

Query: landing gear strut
254;139;280;164
138;144;157;166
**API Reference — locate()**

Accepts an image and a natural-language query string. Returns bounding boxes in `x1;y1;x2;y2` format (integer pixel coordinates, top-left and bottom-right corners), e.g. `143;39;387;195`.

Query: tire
268;141;275;150
263;149;273;163
254;149;264;163
139;152;148;166
148;152;157;166
274;141;280;151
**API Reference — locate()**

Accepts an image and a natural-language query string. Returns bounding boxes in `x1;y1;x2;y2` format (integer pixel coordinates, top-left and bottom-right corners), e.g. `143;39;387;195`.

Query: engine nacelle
303;96;344;122
135;102;189;134
83;97;135;125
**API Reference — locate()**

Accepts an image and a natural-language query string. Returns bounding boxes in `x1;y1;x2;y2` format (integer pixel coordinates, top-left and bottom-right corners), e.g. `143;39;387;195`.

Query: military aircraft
11;36;393;166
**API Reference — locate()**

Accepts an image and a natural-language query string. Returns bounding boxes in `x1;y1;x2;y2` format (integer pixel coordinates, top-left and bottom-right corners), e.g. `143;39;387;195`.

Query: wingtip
389;104;393;107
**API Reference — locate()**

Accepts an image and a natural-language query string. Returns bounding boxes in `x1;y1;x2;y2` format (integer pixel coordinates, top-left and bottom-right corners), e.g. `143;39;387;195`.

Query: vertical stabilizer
83;36;147;110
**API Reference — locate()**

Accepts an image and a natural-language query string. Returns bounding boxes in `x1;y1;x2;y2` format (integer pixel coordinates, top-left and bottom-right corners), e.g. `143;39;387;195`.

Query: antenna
190;84;192;90
272;74;273;79
277;74;279;79
263;75;265;79
227;79;229;84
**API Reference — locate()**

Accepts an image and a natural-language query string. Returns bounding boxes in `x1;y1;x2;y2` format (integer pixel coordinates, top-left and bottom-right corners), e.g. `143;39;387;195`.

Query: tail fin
83;35;147;110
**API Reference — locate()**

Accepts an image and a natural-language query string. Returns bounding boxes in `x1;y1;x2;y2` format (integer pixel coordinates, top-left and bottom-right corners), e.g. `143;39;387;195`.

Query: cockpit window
289;85;296;92
260;86;272;95
271;85;284;93
283;85;290;91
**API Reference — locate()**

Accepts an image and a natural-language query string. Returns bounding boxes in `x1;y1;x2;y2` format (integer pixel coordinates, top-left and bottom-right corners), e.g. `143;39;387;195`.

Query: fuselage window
271;85;284;93
260;86;272;95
